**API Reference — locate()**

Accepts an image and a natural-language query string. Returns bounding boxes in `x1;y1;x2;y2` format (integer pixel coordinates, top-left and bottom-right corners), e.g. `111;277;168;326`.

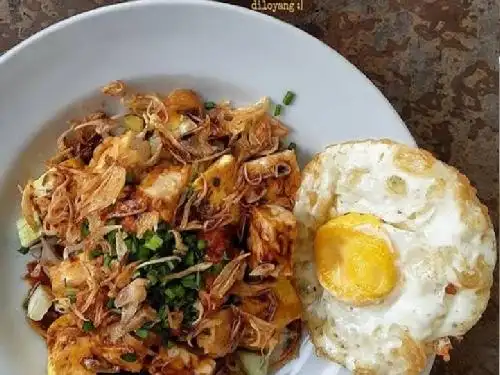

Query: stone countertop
0;0;498;374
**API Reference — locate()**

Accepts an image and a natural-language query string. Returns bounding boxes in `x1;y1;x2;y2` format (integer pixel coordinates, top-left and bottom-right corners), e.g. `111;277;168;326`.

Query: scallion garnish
197;239;206;251
164;284;186;303
81;220;90;238
82;320;95;332
89;249;103;260
184;250;195;266
145;234;163;250
106;298;115;309
204;101;216;110
166;260;175;270
181;274;200;290
66;291;77;304
157;221;170;232
282;90;296;105
125;171;136;185
120;353;137;362
105;230;117;247
17;246;29;255
209;263;224;274
125;236;139;254
135;328;149;339
137;246;150;261
274;104;283;116
103;254;112;268
147;270;159;286
165;340;175;348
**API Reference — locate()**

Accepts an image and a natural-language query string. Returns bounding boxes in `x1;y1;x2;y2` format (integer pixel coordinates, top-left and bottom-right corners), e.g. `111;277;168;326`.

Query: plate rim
0;0;413;144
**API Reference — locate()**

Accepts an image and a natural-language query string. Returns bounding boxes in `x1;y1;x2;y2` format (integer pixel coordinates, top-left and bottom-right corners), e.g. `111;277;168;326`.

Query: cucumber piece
237;351;269;375
16;217;41;248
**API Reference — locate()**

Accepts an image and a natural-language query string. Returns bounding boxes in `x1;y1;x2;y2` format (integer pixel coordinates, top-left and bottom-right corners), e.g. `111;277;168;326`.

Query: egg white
293;140;496;375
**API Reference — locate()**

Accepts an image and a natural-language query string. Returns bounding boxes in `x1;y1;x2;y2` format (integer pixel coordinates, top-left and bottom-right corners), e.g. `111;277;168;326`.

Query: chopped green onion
181;302;199;326
22;295;29;310
142;321;156;329
106;298;115;309
158;305;167;320
120;353;137;362
204;101;216;110
197;239;207;251
164;284;185;302
157;221;170;232
143;230;154;240
164;289;176;301
125;171;136;185
135;328;149;339
282;90;296;105
145;234;163;251
184;234;197;247
82;320;95;332
103;254;113;268
209;263;224;275
89;249;103;260
106;230;117;247
66;291;77;304
274;104;283;116
184;250;195;267
166;260;175;270
81;221;90;238
17;246;29;255
181;274;200;290
137;246;150;261
196;272;201;288
125;237;139;254
165;340;175;348
147;270;159;286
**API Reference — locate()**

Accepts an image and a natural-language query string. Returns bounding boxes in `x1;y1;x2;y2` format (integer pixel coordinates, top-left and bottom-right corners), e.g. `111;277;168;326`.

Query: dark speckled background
0;0;498;374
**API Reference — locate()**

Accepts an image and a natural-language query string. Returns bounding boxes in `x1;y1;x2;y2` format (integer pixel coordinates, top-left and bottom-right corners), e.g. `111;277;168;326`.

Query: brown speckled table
0;0;498;374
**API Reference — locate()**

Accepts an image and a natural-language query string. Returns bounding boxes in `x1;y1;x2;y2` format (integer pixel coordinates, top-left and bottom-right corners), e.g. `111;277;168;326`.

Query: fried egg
293;140;496;375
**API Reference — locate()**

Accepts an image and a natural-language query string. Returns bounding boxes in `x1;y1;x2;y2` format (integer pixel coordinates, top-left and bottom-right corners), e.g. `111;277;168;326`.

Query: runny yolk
314;213;398;305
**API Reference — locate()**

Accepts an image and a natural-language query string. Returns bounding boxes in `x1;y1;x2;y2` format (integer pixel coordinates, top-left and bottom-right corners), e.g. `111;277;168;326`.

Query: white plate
0;0;431;374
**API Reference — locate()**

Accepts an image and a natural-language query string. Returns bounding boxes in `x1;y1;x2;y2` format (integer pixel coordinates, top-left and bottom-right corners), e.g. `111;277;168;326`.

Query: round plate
0;1;426;374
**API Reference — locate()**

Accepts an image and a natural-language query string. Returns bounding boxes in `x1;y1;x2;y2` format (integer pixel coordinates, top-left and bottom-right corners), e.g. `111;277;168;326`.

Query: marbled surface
0;0;498;374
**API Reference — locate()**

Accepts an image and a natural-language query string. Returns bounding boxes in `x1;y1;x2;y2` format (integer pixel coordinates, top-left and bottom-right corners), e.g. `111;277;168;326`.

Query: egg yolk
314;213;397;305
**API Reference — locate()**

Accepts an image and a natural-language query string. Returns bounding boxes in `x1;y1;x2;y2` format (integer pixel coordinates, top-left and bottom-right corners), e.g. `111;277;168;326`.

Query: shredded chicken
77;164;126;220
239;310;279;352
194;308;242;358
240;150;300;208
247;205;297;277
114;278;149;326
210;253;249;301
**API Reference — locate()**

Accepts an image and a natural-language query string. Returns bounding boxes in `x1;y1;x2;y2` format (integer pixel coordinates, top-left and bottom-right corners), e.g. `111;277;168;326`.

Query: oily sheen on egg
293;140;496;375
